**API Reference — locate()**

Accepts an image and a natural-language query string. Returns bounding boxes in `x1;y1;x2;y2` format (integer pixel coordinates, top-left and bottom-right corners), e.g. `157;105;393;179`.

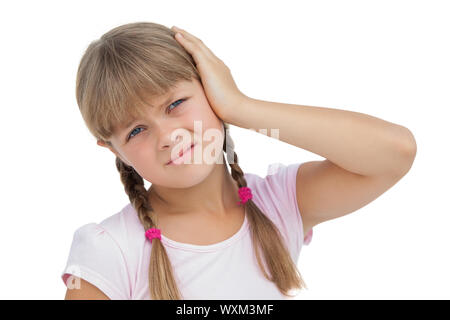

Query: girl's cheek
188;110;216;130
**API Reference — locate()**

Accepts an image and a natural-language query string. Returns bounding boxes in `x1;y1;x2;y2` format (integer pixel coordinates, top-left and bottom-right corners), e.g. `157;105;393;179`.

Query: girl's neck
147;163;241;220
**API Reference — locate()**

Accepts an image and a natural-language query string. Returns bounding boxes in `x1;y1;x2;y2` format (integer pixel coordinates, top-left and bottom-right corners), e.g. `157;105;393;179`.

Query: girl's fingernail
176;32;183;39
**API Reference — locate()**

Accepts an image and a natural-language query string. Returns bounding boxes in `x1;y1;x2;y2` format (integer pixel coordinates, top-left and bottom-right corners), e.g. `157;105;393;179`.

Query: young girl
61;22;416;300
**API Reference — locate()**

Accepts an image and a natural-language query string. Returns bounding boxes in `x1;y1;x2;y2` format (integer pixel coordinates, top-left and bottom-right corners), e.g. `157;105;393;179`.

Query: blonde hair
75;21;307;299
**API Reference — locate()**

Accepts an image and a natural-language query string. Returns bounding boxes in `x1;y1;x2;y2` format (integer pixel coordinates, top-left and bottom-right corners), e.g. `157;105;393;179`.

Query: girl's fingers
172;26;216;61
172;26;208;55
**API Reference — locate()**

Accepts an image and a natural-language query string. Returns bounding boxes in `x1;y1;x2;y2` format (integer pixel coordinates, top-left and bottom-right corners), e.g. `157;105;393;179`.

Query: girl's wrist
222;93;252;125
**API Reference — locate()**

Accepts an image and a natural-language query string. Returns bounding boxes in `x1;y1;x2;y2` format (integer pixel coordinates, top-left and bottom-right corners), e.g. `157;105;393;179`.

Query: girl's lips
167;143;195;165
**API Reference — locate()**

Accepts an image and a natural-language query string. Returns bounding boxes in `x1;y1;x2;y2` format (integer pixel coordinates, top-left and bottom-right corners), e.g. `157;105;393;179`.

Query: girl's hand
171;26;246;121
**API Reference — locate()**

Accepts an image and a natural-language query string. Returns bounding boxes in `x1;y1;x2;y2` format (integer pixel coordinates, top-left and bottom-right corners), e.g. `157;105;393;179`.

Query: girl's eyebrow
151;92;176;110
122;93;176;130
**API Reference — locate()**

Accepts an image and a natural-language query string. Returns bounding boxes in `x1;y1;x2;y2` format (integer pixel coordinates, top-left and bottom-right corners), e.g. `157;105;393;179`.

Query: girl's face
99;78;226;188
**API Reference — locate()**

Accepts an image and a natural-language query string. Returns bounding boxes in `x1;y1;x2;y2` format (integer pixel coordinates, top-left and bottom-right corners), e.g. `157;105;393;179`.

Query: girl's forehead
142;79;192;104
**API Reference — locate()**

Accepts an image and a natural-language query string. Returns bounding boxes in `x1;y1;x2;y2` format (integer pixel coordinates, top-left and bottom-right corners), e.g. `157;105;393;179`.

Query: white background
0;0;448;299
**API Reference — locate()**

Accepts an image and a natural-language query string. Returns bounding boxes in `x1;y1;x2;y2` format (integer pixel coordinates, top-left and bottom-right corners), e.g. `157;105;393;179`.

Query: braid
222;122;307;295
115;157;154;229
115;156;183;299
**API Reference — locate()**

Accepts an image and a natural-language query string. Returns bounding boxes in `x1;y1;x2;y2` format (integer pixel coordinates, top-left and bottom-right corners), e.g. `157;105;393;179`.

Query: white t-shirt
61;162;313;299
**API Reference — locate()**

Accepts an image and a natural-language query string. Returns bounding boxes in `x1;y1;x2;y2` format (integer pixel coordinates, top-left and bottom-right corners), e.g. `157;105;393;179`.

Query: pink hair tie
145;228;161;243
237;186;253;205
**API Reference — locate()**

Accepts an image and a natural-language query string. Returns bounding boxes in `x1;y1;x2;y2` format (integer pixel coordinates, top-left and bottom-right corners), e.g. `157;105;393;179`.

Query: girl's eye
127;127;144;140
166;98;186;113
126;98;186;141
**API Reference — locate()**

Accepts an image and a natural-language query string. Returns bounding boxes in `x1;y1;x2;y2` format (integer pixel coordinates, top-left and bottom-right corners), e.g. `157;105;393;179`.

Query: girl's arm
225;97;416;177
225;97;417;234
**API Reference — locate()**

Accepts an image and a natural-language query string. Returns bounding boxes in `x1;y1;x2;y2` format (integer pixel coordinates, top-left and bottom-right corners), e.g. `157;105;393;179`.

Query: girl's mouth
167;143;196;165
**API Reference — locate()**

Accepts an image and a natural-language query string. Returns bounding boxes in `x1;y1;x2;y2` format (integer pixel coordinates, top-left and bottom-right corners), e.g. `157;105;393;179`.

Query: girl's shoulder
97;203;147;248
243;162;301;195
68;203;145;261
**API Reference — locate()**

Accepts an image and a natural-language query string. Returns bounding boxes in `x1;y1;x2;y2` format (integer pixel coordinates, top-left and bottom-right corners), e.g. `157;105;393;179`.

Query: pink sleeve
266;162;313;246
61;223;131;299
247;163;313;260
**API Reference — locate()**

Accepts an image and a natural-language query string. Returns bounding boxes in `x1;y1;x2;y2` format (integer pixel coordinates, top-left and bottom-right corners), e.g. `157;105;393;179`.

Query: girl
61;22;416;300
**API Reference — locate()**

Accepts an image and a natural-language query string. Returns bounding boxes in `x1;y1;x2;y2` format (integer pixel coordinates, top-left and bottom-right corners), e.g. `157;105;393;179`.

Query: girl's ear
97;139;114;152
97;140;132;167
97;140;108;148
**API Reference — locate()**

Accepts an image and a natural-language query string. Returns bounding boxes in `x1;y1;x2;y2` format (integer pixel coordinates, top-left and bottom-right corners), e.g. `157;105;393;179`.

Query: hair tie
145;228;161;243
237;186;253;205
